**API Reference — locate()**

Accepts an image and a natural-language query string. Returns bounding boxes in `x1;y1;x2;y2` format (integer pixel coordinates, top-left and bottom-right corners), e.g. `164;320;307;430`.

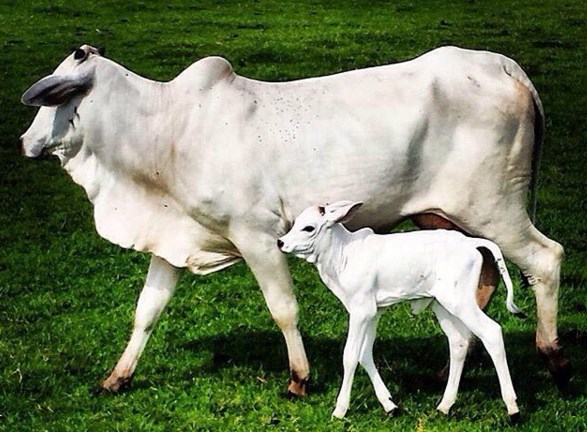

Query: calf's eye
302;226;315;233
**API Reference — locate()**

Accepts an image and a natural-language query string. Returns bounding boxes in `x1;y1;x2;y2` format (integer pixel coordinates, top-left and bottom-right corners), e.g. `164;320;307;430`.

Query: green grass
1;0;586;430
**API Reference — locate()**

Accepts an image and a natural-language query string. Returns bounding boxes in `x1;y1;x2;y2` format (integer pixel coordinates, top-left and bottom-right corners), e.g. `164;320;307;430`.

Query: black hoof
90;385;110;396
509;412;521;424
386;407;401;418
284;390;298;400
553;361;573;392
538;347;573;392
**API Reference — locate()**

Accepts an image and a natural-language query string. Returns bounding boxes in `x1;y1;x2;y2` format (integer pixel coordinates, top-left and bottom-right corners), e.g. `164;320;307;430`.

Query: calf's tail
474;239;525;316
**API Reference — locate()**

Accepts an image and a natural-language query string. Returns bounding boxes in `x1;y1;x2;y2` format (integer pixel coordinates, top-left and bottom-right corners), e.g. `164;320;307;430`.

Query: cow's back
210;46;535;229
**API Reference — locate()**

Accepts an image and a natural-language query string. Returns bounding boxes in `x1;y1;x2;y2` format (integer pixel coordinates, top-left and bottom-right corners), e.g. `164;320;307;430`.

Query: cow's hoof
286;372;309;398
552;359;573;392
99;373;134;394
538;347;573;391
509;412;521;425
90;385;110;396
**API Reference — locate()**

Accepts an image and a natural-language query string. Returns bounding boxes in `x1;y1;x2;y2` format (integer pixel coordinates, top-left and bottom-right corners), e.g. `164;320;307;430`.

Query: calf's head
278;201;363;263
19;45;104;160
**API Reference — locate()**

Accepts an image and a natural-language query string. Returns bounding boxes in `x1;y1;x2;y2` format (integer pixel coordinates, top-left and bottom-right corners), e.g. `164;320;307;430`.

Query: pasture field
1;0;586;430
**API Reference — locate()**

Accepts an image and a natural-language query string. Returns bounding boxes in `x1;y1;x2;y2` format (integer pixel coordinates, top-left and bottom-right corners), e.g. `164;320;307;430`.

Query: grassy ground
1;0;586;431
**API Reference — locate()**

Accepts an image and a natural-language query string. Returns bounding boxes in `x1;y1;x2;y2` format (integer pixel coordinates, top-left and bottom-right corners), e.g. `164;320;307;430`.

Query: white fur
20;45;562;392
279;201;520;418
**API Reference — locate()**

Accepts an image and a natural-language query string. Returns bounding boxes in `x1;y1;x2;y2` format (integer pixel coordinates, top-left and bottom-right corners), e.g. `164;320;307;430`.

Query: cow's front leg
235;233;310;397
99;255;180;392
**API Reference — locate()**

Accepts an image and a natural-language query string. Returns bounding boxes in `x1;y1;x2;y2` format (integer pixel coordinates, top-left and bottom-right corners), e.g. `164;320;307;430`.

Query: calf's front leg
100;255;180;392
358;314;397;414
333;308;375;418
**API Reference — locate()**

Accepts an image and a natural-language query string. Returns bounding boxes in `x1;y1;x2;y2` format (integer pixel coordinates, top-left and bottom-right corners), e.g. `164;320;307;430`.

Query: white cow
19;45;567;395
278;201;522;421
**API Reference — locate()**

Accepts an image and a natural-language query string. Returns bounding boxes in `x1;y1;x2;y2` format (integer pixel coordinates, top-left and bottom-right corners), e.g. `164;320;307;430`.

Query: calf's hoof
332;407;347;419
509;411;521;424
436;404;451;416
386;406;401;418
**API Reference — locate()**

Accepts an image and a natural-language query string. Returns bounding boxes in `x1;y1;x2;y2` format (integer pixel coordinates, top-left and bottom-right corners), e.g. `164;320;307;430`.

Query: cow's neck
70;64;187;188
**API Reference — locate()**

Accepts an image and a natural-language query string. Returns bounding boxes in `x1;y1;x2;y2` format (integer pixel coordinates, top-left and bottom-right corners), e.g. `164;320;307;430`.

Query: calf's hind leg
412;214;499;382
452;306;519;418
436;278;519;418
412;214;498;309
431;302;472;415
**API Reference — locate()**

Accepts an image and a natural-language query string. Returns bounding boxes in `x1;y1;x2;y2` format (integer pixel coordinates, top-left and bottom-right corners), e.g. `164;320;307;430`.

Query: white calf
278;201;522;421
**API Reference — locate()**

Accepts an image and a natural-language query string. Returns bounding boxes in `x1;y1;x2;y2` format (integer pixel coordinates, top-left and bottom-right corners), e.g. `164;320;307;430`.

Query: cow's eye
302;226;315;233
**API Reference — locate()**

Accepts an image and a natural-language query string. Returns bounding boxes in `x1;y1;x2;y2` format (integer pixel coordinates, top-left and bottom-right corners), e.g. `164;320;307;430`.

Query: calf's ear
21;70;93;107
325;201;363;224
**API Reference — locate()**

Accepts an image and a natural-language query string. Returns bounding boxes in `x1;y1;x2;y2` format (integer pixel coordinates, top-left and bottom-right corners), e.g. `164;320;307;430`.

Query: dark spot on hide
467;75;481;88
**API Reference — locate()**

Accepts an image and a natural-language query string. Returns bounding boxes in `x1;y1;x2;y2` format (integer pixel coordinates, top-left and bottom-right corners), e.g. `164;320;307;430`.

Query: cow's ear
21;71;93;107
325;201;363;224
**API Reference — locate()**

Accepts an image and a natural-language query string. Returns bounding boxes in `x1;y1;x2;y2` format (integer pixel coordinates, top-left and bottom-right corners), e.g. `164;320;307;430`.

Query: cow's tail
474;238;525;316
501;57;545;224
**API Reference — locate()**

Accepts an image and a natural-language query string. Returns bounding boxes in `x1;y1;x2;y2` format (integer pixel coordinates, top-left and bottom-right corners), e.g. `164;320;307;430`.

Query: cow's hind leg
502;224;568;389
453;211;568;389
99;255;180;392
236;233;310;397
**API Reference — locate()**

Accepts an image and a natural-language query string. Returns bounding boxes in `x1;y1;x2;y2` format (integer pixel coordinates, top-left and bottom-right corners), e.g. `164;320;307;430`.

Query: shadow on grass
179;328;587;411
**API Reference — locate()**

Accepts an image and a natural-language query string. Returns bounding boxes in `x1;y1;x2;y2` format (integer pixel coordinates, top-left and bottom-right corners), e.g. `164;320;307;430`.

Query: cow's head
19;45;104;160
277;201;363;263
